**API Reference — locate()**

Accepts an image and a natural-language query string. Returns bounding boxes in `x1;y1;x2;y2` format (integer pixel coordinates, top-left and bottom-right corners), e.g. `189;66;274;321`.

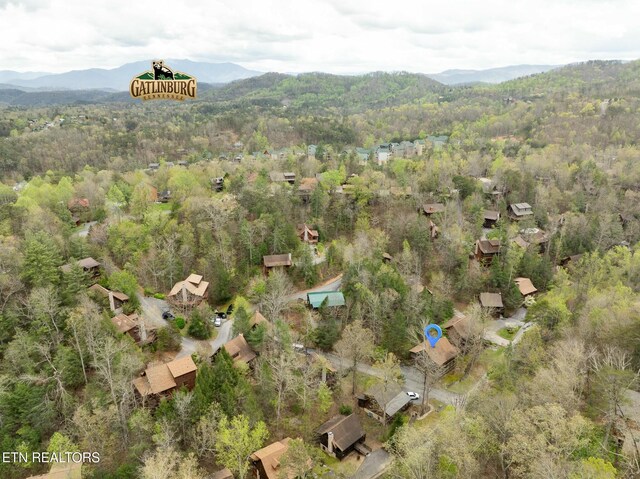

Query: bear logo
152;60;174;80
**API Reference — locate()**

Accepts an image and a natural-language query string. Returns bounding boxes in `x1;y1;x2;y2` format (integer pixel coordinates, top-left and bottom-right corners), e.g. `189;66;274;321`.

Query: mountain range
0;60;561;92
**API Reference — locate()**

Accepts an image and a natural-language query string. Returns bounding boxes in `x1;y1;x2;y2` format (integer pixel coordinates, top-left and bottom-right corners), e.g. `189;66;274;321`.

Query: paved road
288;274;343;301
137;293;234;358
323;352;460;405
351;449;392;479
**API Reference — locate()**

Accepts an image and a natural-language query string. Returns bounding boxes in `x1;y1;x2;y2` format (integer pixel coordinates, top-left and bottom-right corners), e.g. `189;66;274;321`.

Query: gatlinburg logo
129;60;197;101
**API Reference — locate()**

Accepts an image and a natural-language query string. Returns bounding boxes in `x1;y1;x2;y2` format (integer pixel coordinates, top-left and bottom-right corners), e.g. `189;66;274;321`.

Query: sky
1;0;639;74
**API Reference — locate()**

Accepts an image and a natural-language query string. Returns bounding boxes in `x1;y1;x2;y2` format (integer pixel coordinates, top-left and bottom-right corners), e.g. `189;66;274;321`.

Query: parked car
215;311;227;320
213;316;222;327
406;391;420;401
162;310;175;321
226;303;234;316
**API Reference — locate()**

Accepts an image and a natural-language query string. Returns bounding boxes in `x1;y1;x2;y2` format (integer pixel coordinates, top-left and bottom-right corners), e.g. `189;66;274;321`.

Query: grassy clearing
497;325;520;341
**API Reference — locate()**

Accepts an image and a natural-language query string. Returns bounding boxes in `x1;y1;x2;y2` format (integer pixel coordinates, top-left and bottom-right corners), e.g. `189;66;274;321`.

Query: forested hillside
0;60;639;479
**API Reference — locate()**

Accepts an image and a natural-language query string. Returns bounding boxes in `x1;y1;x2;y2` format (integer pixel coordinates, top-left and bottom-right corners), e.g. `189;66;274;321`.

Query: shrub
155;324;181;352
339;404;352;415
175;317;186;329
153;293;166;300
188;310;211;339
143;288;154;296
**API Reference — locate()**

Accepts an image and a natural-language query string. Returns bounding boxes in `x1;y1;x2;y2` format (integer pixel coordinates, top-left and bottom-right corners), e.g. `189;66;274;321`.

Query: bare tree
255;269;293;321
334;319;374;395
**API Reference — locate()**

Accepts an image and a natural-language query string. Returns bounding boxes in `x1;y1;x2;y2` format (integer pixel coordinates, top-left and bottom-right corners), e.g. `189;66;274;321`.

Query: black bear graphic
152;60;174;80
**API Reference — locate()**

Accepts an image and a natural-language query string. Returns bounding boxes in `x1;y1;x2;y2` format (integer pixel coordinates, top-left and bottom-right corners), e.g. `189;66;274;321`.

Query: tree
373;352;404;426
215;414;269;479
278;438;315;479
265;350;297;426
254;269;294;321
192;351;239;419
22;232;61;287
187;309;211;339
334;320;374;395
140;446;205;479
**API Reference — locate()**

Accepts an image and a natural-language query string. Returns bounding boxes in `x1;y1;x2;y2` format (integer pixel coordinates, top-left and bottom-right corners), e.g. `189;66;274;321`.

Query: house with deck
133;356;197;407
474;239;501;264
88;284;129;312
167;274;209;307
359;383;412;423
223;334;257;366
508;202;533;220
480;292;504;316
297;224;319;244
409;336;459;373
263;254;292;274
316;413;368;459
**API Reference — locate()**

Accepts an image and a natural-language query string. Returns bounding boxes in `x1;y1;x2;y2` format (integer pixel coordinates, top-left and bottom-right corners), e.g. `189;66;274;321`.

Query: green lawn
497;326;520;341
150;202;172;212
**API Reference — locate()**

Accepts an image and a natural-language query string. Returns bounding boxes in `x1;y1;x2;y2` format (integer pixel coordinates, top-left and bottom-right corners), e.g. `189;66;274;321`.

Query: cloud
0;0;638;73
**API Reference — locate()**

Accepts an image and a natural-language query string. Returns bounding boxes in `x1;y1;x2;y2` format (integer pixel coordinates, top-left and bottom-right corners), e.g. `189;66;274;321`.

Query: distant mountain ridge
2;60;262;91
427;64;560;84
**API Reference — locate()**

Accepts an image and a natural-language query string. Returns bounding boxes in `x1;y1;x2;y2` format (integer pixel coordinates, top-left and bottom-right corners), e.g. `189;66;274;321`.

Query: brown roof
515;277;537;296
422;203;445;214
410;337;459;366
211;468;233;479
263;253;292;268
77;257;100;269
476;239;501;254
297;224;319;238
111;313;138;333
250;438;292;479
111;291;129;301
168;274;209;298
480;292;503;309
442;312;472;340
132;376;152;396
512;235;530;248
316;414;365;451
382;252;393;261
484;210;500;221
251;310;268;327
224;334;257;364
145;363;177;394
298;177;318;191
520;228;549;244
167;355;197;378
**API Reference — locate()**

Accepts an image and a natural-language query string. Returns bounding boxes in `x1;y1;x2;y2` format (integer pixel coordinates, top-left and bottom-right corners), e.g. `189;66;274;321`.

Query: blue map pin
424;324;442;348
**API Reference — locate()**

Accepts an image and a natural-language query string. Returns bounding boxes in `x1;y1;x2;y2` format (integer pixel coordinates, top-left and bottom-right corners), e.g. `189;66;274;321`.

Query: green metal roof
307;291;345;308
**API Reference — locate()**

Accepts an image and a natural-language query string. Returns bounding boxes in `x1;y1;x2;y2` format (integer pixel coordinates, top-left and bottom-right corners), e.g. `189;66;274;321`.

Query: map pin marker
424;324;442;348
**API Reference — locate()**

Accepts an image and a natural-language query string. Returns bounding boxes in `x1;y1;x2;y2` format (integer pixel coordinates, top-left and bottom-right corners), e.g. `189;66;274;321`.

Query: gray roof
367;384;411;417
316;414;365;451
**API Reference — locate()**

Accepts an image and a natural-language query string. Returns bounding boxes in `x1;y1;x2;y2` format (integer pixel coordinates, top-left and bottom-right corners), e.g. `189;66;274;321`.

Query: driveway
351;449;392;479
483;307;530;346
137;292;234;358
73;221;97;238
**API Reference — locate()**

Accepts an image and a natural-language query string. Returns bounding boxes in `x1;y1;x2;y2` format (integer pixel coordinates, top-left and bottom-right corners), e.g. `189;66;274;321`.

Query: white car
406;391;420;401
213;316;222;327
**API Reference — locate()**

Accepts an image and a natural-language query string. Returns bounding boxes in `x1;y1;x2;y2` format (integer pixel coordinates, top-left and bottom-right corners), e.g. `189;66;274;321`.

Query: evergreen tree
22;232;62;287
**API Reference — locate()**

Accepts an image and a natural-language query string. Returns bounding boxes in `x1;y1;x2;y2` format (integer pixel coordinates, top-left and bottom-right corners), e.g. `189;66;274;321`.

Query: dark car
215;311;227;320
226;304;234;316
162;310;175;321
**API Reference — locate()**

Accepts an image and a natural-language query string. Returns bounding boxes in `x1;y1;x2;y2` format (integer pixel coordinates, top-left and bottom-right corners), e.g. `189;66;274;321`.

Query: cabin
316;414;368;460
263;254;292;274
409;336;459;374
88;284;129;312
60;257;101;280
382;252;393;263
148;163;160;170
297;224;319;244
421;203;445;216
359;383;412;423
508;202;533;220
167;274;209;307
307;291;345;309
133;356;197;407
519;227;550;252
269;172;296;185
111;313;141;342
223;334;257;365
250;438;302;479
442;311;473;347
298;177;318;202
474;239;501;264
479;292;504;316
483;210;500;228
515;277;537;297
